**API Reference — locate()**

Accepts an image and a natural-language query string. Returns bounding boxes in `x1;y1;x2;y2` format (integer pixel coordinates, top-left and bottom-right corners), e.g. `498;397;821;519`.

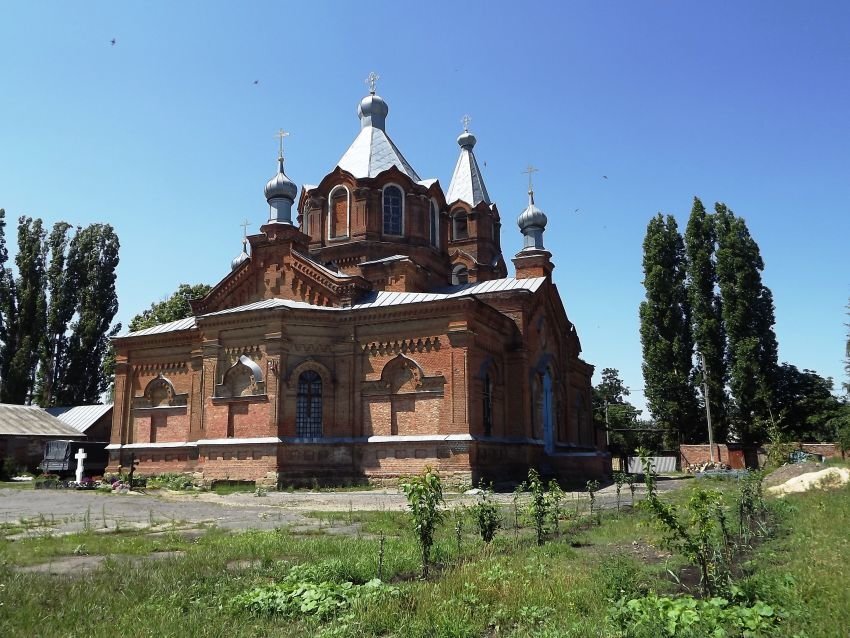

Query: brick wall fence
680;442;846;470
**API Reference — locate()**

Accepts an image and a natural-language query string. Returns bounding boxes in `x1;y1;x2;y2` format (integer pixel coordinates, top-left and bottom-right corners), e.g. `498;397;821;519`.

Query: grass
0;471;847;637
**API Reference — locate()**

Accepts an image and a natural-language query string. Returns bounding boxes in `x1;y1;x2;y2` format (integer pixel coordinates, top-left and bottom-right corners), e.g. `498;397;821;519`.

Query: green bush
233;561;398;619
147;473;194;491
609;594;782;637
470;481;500;543
400;467;445;577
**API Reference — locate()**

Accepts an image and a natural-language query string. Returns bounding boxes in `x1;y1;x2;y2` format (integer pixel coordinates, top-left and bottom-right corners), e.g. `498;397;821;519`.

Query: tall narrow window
452;210;468;240
429;200;439;247
482;373;493;436
296;370;322;438
329;186;349;238
452;265;468;285
383;185;403;235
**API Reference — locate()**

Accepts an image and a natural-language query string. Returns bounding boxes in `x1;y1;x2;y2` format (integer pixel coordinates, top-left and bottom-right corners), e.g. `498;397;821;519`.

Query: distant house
0;404;84;472
45;404;113;442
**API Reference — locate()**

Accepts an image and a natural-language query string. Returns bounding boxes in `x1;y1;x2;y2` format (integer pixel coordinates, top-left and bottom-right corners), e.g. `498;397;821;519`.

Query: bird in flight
574;208;580;213
602;175;608;180
110;38;116;46
253;80;259;85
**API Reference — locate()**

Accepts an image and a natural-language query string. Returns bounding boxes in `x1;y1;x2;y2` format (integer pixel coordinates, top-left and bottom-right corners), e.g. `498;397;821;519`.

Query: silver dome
517;200;548;230
357;93;389;130
231;241;249;270
264;157;297;202
456;131;477;149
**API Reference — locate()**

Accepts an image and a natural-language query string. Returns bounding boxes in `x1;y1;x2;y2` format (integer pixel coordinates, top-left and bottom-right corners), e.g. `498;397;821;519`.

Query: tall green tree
0;209;10;383
773;363;846;441
639;214;700;442
36;222;77;406
53;224;120;405
714;204;779;443
0;217;47;403
128;283;212;332
592;367;645;452
684;198;728;441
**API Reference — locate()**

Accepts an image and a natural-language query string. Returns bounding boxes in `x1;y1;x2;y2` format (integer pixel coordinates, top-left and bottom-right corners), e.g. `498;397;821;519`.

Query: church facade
106;82;608;486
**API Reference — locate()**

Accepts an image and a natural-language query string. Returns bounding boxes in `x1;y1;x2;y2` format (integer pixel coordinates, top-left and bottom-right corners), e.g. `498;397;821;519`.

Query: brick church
107;78;608;486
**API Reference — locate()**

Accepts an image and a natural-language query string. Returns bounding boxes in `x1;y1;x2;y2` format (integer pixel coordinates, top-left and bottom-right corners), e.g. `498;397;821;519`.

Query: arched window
429;200;439;248
328;186;349;239
296;370;322;438
452;210;468;240
383;185;403;235
452;264;469;285
482;373;493;436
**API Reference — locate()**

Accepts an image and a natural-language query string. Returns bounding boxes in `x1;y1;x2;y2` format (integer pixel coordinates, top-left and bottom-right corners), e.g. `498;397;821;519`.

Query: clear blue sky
1;1;848;413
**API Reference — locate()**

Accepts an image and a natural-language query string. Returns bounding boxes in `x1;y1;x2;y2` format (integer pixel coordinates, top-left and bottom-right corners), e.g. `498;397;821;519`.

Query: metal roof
124;316;197;337
0;404;84;438
122;277;545;335
359;254;409;266
44;404;113;434
337;126;420;181
446;135;491;207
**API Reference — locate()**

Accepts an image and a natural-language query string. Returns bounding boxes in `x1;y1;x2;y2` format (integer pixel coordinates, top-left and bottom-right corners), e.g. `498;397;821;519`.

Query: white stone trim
196;437;281;446
105;442;198;450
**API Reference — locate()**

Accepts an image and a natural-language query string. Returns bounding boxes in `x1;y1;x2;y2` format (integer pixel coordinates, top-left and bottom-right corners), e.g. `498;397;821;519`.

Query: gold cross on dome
240;219;250;239
274;128;290;158
365;71;380;94
522;164;539;192
462;114;471;132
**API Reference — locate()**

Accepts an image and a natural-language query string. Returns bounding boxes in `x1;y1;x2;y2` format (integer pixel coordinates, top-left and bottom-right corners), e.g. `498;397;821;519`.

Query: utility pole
696;352;715;463
604;397;610;447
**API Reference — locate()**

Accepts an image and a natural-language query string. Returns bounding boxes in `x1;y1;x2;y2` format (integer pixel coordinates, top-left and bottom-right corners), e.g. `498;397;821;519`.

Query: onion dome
357;93;389;130
517;188;548;251
456;130;477;150
264;156;298;202
231;239;249;270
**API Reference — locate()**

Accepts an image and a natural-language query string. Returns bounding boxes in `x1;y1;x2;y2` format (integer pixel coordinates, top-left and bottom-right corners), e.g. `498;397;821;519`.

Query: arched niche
133;373;188;409
216;355;266;398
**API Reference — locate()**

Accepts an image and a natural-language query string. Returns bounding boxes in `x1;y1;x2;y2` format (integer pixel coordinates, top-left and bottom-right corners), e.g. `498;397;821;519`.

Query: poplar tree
684;197;728;441
0;217;47;403
54;224;121;404
36;222;77;406
714;204;778;442
0;209;11;385
639;214;700;442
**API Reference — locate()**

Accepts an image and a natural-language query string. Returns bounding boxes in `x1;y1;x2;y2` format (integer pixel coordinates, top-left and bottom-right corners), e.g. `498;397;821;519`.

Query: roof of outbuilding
0;404;85;438
44;404;113;434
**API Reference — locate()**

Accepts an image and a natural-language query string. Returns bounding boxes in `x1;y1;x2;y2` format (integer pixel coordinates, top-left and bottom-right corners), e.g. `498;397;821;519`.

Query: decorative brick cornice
361;336;441;357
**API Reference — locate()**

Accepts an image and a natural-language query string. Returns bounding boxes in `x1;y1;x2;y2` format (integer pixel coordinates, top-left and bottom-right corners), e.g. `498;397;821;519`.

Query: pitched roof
0;404;84;437
122;277;546;336
337;126;420;181
446;145;491;207
44;404;113;434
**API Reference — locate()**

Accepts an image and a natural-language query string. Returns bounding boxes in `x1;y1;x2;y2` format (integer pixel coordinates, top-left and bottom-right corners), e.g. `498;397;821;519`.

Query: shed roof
44;404;113;434
0;404;84;437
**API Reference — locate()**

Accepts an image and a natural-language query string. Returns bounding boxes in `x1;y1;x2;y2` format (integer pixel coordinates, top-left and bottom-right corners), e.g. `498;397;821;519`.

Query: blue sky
1;1;848;412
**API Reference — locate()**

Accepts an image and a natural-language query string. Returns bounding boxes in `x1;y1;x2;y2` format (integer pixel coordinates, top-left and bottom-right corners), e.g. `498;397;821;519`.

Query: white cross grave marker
74;447;87;484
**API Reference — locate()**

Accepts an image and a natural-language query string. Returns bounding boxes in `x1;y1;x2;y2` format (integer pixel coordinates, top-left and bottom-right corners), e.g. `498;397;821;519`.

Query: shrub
147;473;194;491
613;472;626;512
471;481;500;543
526;468;549;546
400;467;445;577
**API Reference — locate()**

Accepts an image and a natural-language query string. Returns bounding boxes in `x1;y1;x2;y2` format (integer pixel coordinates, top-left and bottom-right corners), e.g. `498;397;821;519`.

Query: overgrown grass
0;475;847;637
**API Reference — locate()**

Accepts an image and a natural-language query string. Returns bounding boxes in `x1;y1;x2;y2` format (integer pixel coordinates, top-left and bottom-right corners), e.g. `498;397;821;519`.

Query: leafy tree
400;467;445;578
53;224;120;404
715;204;778;443
592;367;644;453
0;217;47;404
639;214;700;442
36;222;77;406
129;283;212;332
685;197;728;441
773;363;847;441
